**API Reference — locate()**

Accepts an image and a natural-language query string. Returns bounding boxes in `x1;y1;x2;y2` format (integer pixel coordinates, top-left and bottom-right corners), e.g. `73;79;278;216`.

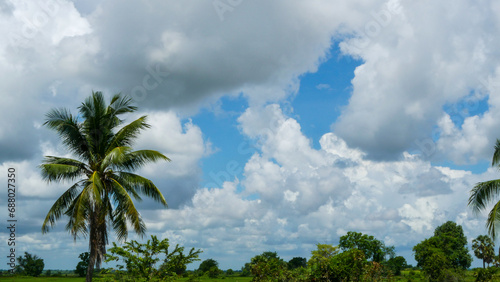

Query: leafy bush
475;267;497;282
16;252;44;277
75;252;89;277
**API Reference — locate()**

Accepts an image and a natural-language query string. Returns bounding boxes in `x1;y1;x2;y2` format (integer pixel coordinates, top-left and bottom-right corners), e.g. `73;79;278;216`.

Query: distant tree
308;244;340;280
386;256;408;276
17;252;44;277
329;249;366;281
226;268;234;275
75;252;90;277
240;262;251;277
339;231;394;262
249;252;288;281
198;258;218;273
288;257;307;270
472;235;495;268
414;221;472;280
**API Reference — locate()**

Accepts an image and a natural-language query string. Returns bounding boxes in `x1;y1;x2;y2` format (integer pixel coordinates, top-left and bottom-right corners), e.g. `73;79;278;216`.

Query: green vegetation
40;92;170;281
105;235;201;281
16;253;44;277
472;235;495;269
413;221;472;280
469;139;500;240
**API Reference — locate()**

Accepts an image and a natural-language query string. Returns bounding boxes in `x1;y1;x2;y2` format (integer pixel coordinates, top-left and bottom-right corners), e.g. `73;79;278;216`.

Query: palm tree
40;92;169;282
469;139;500;240
472;235;495;268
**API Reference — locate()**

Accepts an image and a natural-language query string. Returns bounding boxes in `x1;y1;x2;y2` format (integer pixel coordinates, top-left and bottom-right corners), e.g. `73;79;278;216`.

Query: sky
1;0;500;271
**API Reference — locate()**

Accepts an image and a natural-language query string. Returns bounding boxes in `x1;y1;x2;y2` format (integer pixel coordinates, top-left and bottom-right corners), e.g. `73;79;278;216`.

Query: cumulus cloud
333;0;500;160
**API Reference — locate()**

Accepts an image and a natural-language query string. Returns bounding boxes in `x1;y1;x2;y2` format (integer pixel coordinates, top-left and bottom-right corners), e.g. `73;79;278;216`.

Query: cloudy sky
1;0;500;270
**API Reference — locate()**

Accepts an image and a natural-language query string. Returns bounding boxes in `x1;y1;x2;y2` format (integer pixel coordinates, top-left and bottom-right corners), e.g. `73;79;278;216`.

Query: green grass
0;276;253;282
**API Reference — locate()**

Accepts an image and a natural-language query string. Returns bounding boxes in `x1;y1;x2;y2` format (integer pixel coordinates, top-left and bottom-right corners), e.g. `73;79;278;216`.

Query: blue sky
1;0;500;271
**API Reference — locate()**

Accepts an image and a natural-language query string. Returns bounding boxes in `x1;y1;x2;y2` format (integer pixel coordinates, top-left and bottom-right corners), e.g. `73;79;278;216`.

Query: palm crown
469;139;500;239
40;92;169;280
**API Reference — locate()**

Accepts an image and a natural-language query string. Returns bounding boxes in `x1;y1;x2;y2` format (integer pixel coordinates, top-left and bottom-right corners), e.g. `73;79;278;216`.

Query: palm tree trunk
86;212;98;282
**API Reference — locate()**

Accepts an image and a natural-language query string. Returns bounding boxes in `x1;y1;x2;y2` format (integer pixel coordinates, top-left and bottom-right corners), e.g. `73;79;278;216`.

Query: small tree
386;256;408;276
105;235;201;281
17;252;44;277
249;252;288;281
75;252;90;277
339;231;394;262
308;244;340;280
198;258;218;273
288;257;307;270
472;235;495;268
414;221;472;280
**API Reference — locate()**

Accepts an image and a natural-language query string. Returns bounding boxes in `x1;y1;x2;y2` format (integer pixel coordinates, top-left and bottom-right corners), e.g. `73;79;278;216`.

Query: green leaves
105;235;202;281
40;91;170;278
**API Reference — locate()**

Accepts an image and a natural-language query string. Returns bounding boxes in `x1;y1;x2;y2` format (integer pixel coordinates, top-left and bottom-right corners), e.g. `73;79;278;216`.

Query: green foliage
198;259;219;273
472;235;495;268
249;251;289;281
40;92;170;281
475;267;498;282
16;252;45;277
288;257;307;270
75;252;89;277
414;221;472;280
469;139;500;240
225;269;234;275
330;249;366;281
339;231;394;262
105;235;201;281
385;255;408;276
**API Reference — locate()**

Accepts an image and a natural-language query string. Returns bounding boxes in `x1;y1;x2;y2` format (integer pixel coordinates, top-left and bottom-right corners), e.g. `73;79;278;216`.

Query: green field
0;276;254;282
0;270;486;282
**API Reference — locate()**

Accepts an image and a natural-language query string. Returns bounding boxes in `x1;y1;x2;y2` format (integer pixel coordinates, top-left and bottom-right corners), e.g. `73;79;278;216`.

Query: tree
198;258;218;273
308;244;339;280
413;221;472;279
16;252;44;277
339;231;394;262
40;92;169;282
386;256;408;276
288;257;307;270
472;235;495;268
469;139;500;239
249;252;289;281
75;252;90;277
105;235;202;280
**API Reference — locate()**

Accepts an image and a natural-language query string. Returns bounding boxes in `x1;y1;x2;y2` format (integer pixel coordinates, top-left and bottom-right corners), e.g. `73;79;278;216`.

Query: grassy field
0;271;486;282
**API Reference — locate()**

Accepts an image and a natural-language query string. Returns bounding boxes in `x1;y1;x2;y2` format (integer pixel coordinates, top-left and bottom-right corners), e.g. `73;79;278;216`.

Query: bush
16;252;44;277
475;267;497;282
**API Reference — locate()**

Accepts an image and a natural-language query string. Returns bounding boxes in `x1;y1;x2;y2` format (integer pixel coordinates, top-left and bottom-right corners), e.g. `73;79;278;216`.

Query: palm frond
116;172;167;206
486;200;500;240
468;180;500;214
39;160;87;183
120;150;170;171
107;116;150;150
493;139;500;167
41;181;83;233
101;146;132;170
110;178;146;239
43;108;90;159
